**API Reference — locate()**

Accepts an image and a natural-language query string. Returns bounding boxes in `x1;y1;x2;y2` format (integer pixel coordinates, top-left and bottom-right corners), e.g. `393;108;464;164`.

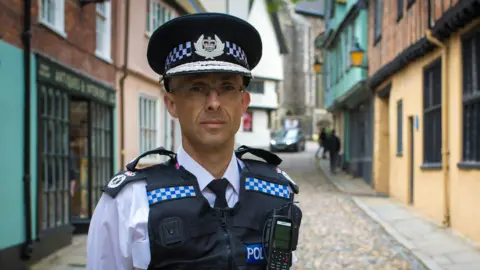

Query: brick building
368;0;480;244
0;0;117;268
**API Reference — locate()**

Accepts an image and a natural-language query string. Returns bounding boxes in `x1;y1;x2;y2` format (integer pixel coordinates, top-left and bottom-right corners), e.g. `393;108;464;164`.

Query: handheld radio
265;214;294;270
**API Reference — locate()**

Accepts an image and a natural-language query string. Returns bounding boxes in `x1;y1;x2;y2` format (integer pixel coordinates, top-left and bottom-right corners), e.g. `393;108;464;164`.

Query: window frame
146;0;177;36
38;0;66;38
422;58;442;167
248;80;265;94
374;0;382;45
397;99;403;156
407;0;415;10
95;2;112;63
459;28;480;168
397;0;404;22
138;94;162;164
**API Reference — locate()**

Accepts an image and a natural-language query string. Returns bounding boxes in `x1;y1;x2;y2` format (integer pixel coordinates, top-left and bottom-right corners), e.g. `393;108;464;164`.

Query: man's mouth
200;120;226;127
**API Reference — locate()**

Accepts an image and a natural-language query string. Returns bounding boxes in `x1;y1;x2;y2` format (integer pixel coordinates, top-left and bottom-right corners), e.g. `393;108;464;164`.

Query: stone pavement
30;235;87;270
318;159;480;270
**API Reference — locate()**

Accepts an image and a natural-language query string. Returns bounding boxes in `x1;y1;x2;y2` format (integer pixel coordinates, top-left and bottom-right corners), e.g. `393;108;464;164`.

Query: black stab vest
103;146;302;270
145;159;296;270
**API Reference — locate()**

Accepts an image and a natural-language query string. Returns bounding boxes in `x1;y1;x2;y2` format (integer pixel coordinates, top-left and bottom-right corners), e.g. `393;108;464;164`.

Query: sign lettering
246;244;265;263
36;55;116;105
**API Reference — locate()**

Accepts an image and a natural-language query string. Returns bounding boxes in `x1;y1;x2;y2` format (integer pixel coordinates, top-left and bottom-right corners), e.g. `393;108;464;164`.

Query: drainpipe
425;30;450;227
22;0;34;259
119;0;130;168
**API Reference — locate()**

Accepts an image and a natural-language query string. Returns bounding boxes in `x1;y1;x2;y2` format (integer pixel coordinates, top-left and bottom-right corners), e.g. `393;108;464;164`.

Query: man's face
164;73;250;149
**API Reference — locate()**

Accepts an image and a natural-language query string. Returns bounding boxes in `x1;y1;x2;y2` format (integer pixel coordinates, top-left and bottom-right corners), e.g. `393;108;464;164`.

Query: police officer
86;12;302;270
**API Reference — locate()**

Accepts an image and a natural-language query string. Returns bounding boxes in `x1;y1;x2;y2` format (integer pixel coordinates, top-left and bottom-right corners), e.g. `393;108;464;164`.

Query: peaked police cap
147;12;263;78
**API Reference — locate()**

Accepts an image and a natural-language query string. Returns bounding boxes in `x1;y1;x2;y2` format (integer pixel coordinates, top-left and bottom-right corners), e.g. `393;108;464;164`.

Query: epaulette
236;146;299;194
103;169;149;198
234;145;282;166
103;147;177;198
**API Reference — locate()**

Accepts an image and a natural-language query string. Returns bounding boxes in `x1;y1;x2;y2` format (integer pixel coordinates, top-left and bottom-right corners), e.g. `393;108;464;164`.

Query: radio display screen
273;220;292;250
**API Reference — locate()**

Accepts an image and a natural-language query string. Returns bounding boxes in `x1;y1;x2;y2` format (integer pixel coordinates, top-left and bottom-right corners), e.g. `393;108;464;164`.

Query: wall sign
36;54;116;106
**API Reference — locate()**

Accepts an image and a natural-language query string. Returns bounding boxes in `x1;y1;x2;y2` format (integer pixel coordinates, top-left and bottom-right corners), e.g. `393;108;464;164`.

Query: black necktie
207;178;229;208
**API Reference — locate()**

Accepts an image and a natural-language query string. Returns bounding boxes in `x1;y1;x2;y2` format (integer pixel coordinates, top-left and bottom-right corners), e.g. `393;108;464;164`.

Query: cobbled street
277;142;427;270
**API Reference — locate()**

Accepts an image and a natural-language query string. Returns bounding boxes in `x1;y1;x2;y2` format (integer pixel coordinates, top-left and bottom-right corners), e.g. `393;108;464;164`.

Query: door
69;97;90;221
408;116;415;204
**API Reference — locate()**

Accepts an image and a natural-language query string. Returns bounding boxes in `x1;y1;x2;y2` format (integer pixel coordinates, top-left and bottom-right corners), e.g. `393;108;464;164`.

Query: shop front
35;54;116;243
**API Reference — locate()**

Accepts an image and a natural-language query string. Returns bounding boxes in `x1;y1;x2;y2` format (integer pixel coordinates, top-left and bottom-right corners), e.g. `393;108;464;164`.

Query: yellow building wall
446;21;480;244
373;19;480;243
386;50;445;223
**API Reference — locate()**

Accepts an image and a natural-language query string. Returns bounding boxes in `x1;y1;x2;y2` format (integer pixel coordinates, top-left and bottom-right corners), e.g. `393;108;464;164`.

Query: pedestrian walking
86;13;303;270
327;129;341;174
315;127;327;159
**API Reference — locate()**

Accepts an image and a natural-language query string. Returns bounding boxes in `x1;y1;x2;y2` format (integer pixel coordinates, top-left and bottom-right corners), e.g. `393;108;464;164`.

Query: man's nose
205;90;221;111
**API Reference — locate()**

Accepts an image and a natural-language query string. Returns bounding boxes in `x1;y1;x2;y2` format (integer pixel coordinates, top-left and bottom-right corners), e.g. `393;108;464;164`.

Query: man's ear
241;91;251;113
163;93;178;118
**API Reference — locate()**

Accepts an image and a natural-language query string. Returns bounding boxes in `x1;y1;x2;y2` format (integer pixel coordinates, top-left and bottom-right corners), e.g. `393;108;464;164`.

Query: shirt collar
176;145;243;194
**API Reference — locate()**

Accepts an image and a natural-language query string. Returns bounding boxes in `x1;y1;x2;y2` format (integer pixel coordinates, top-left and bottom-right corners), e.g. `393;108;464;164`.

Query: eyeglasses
170;83;245;101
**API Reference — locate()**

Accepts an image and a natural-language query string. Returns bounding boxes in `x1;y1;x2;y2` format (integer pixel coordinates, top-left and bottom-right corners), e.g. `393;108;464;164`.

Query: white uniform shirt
86;146;297;270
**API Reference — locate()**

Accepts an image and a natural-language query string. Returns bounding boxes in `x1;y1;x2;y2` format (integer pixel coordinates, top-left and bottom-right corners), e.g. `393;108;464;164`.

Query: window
39;0;65;36
96;2;112;61
427;0;435;28
248;80;264;94
139;96;160;162
407;0;415;9
345;26;351;69
147;0;177;35
374;0;382;43
423;59;442;164
243;111;253;132
397;100;403;155
461;31;480;163
397;0;404;21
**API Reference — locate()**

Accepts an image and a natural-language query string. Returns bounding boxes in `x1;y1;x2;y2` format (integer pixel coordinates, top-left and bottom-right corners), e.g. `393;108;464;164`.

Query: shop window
90;103;113;212
374;0;382;44
423;59;442;165
146;0;177;35
39;0;65;36
39;85;70;230
243;111;253;132
95;2;112;61
139;96;160;162
461;31;480;163
397;100;403;155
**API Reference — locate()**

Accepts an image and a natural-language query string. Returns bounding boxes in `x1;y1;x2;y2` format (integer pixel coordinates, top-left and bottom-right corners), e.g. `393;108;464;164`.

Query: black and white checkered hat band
165;42;193;71
164;40;249;73
225;41;249;68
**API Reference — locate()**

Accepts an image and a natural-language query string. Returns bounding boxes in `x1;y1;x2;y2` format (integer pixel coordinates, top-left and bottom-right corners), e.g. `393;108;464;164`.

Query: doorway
69;97;90;222
408;116;415;204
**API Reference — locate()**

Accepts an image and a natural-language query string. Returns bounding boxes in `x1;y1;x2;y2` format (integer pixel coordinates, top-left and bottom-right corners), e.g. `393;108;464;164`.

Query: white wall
236;109;271;147
248;0;283;80
249;80;278;109
199;0;249;20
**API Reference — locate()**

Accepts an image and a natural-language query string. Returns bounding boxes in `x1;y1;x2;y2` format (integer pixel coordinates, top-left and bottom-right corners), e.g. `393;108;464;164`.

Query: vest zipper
220;211;234;269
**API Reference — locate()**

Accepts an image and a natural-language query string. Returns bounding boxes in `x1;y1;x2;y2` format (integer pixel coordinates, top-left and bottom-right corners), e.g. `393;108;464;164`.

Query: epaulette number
107;171;136;188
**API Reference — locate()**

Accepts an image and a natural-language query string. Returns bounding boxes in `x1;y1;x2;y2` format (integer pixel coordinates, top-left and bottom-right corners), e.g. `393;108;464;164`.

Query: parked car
269;128;306;152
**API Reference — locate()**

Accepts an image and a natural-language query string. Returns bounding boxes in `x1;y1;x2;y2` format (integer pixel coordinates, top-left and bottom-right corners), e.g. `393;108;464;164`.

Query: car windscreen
284;129;298;140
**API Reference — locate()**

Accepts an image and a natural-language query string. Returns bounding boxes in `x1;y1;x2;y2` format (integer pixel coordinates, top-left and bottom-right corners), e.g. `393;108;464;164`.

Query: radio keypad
269;250;290;270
